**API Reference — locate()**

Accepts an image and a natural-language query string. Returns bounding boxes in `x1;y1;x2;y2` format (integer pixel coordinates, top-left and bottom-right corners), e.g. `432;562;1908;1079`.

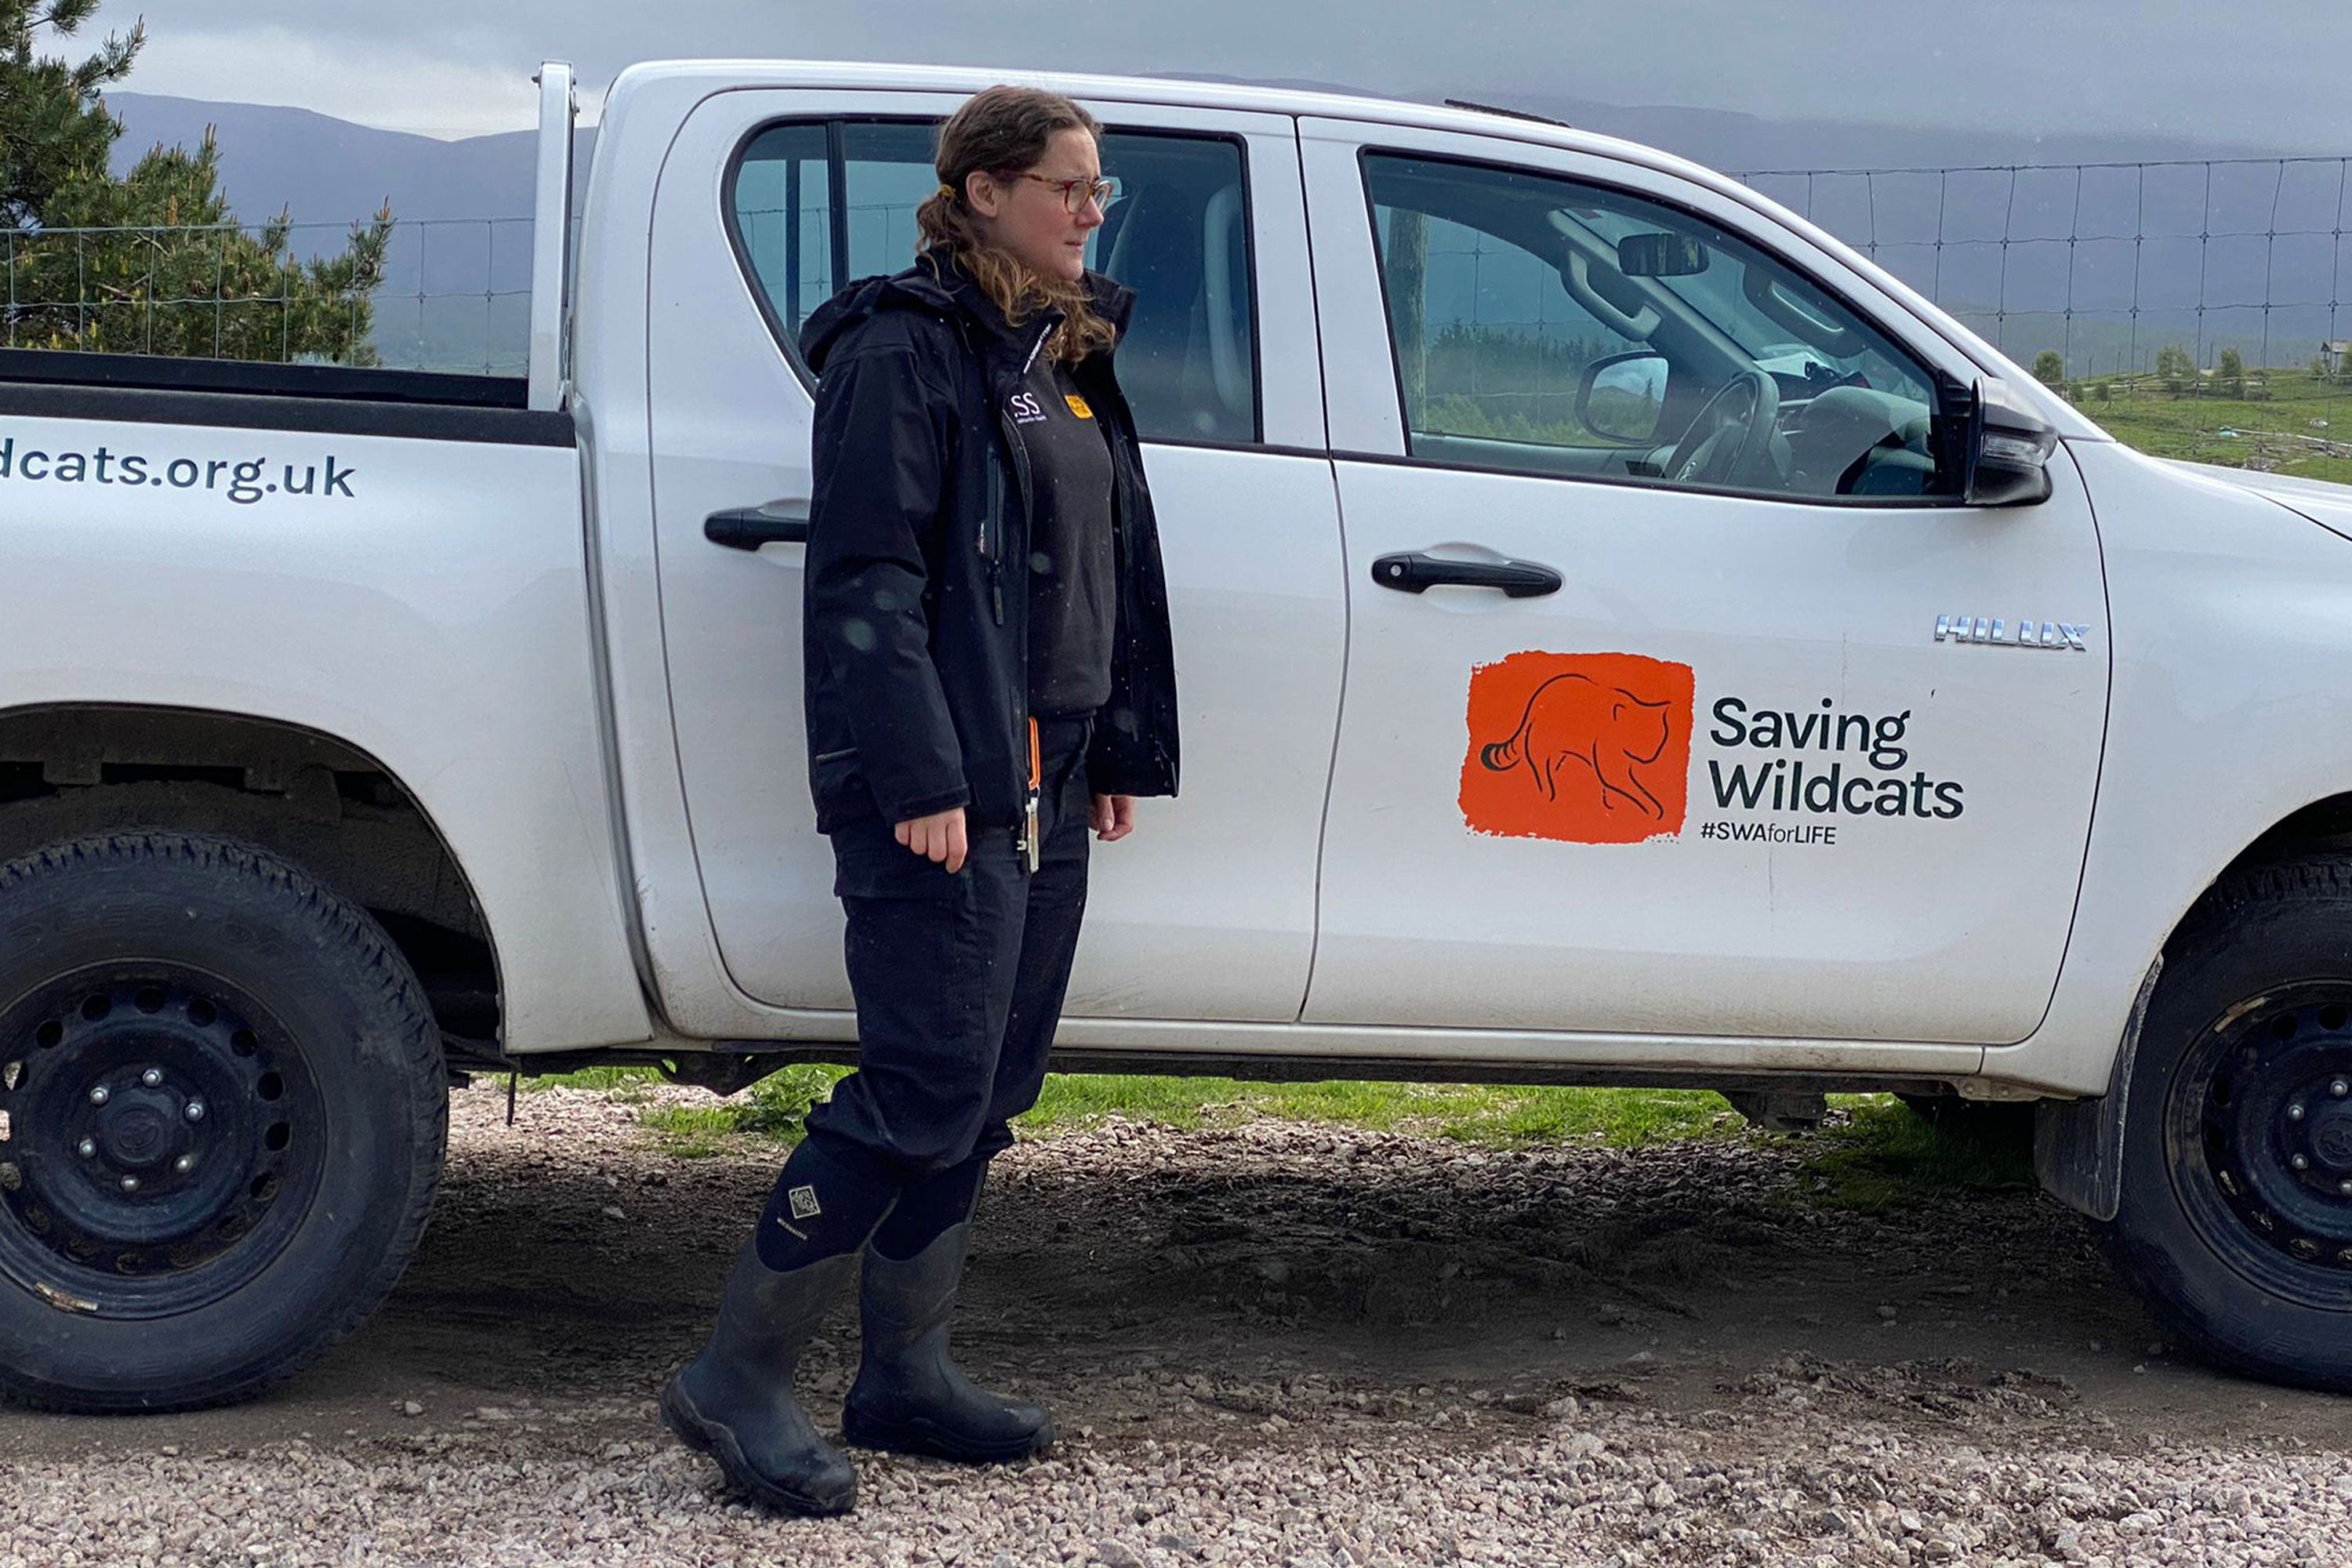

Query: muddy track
3;1083;2350;1566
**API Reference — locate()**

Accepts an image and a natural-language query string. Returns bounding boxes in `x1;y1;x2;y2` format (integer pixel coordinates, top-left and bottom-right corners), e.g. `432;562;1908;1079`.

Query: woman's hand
1091;794;1137;843
895;808;969;873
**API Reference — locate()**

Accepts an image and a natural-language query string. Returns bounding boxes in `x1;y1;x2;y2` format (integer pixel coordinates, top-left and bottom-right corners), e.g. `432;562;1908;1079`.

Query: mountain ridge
105;84;2318;230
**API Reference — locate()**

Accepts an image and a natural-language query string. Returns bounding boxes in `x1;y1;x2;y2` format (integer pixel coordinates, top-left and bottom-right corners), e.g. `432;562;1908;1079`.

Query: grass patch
1016;1074;1743;1147
638;1102;739;1158
524;1065;662;1099
607;1067;1741;1152
1799;1095;2037;1210
2078;368;2352;484
634;1065;849;1155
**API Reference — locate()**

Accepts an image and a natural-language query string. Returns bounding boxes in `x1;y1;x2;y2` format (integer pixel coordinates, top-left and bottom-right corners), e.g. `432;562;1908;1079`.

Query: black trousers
800;716;1094;1216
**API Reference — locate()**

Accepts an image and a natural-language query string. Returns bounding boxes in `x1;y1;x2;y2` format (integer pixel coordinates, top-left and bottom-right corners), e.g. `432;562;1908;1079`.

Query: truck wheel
0;833;446;1412
2107;856;2352;1390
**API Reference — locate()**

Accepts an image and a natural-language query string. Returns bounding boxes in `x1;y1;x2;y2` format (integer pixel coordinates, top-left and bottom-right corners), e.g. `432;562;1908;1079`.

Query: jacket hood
799;252;1136;376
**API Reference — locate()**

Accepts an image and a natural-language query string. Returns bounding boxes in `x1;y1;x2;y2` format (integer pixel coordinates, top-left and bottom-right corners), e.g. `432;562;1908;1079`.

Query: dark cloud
107;0;2346;151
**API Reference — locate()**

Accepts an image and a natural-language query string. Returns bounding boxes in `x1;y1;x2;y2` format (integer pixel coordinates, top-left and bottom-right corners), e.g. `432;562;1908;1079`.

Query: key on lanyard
1021;717;1043;875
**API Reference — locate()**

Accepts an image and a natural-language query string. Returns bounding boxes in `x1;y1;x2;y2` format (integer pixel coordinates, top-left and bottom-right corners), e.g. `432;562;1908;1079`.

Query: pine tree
2;1;391;363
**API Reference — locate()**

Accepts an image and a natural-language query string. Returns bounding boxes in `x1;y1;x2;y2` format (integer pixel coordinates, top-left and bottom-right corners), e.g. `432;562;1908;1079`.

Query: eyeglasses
1012;171;1122;214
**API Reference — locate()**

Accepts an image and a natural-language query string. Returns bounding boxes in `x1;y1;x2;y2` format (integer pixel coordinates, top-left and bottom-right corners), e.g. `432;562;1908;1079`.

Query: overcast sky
96;1;2335;151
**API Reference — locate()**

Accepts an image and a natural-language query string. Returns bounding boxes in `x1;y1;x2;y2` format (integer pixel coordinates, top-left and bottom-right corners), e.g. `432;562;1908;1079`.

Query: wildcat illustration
1479;673;1674;818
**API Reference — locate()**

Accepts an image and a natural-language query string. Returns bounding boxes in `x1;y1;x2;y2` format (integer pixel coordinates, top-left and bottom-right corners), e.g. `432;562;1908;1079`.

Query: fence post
2197;162;2212;368
2261;161;2283;375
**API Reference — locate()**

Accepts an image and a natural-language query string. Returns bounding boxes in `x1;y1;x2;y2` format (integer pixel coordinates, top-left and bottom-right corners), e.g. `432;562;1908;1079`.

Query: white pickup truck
5;58;2352;1412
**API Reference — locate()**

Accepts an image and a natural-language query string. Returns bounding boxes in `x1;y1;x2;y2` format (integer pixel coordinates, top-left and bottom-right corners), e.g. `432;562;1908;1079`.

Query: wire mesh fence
5;154;2351;400
2;216;538;376
1734;155;2352;385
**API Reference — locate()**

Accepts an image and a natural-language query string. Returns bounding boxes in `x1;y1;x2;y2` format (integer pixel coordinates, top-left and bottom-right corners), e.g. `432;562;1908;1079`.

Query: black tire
2107;855;2352;1391
0;832;446;1412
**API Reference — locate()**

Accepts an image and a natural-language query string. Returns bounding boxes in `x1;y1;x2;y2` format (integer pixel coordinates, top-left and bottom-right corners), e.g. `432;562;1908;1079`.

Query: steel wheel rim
0;965;325;1318
2170;983;2352;1310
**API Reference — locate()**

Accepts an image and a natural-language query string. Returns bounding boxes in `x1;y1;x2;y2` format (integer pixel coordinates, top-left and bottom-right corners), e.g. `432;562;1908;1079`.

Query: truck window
1362;151;1957;502
729;120;1260;445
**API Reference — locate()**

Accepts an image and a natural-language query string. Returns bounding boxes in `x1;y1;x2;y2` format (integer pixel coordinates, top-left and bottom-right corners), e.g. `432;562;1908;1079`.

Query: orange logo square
1460;652;1693;844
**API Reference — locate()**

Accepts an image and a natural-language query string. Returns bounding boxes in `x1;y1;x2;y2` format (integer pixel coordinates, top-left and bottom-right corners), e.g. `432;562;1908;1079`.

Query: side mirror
1577;350;1671;445
1617;232;1708;278
1963;376;2057;507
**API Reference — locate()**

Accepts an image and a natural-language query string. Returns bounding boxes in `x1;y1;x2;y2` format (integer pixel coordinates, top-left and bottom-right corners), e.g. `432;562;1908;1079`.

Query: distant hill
103;94;593;374
97;85;2344;378
1144;73;2318;172
107;93;576;225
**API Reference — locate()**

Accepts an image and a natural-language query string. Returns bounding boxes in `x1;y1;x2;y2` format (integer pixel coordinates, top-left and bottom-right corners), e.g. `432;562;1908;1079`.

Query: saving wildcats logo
1459;652;1969;848
1704;697;1963;818
1460;652;1694;844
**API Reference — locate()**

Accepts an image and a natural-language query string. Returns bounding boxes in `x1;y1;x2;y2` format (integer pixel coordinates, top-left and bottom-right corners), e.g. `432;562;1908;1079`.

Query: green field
2064;364;2352;486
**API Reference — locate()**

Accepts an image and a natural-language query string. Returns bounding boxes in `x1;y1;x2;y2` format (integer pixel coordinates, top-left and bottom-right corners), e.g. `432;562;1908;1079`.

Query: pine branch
32;1;102;40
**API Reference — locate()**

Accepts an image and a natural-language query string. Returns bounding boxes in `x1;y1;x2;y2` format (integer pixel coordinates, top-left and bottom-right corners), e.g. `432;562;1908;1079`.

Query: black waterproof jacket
798;253;1181;835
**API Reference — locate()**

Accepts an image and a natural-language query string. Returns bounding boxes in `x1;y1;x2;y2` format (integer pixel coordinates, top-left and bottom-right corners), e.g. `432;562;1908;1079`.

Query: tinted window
731;121;1258;445
732;123;834;337
1365;153;1957;501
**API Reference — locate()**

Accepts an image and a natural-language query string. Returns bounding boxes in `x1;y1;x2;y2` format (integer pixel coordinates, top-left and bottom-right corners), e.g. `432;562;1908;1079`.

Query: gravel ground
5;1081;2352;1566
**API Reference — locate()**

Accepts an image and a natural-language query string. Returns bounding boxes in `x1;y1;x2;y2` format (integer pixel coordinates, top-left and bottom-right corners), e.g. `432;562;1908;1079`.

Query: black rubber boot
661;1244;864;1515
662;1138;898;1515
840;1218;1055;1463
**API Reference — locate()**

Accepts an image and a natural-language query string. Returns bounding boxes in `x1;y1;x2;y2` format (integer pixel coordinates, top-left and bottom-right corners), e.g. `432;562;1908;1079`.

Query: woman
662;85;1180;1517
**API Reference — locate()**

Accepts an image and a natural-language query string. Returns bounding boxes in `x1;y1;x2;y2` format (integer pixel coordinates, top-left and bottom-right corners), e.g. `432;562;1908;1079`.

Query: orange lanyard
1022;717;1043;873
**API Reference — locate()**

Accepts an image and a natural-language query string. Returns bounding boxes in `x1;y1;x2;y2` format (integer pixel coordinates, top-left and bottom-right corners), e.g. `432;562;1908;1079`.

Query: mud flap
2033;953;2163;1221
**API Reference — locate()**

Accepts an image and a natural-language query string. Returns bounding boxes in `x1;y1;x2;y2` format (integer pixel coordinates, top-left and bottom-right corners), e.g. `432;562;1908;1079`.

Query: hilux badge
1933;615;2089;651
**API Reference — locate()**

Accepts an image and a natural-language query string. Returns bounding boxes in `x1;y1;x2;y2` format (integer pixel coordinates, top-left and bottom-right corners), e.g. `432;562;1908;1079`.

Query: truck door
644;92;1341;1025
1296;119;2110;1044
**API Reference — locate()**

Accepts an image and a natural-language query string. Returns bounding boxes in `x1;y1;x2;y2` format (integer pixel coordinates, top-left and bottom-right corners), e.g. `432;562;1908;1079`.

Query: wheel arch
0;702;505;1060
2038;789;2352;1220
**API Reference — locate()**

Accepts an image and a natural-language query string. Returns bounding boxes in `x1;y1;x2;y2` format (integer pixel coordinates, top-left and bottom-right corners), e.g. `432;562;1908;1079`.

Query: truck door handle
1370;551;1563;598
705;502;811;550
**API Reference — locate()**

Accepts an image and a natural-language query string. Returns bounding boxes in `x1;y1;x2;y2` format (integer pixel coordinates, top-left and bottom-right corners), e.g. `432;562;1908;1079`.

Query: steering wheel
1661;369;1781;488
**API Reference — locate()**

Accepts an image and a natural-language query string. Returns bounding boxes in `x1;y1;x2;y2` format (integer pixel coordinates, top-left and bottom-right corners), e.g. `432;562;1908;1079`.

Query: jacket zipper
982;445;1007;626
1007;323;1054;858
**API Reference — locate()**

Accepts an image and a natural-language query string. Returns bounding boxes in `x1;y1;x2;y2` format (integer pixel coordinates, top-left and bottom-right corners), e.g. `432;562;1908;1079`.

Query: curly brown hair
916;85;1118;368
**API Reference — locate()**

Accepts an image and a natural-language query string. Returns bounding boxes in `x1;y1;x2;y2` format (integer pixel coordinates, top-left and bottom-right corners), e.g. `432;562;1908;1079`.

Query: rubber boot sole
840;1401;1056;1464
660;1374;857;1516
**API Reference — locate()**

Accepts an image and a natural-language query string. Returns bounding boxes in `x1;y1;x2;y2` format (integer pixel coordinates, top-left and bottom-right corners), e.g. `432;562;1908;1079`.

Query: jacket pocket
810;744;866;826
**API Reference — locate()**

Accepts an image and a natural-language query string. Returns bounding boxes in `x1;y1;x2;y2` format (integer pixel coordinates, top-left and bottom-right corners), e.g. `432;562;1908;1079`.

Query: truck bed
0;349;573;446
